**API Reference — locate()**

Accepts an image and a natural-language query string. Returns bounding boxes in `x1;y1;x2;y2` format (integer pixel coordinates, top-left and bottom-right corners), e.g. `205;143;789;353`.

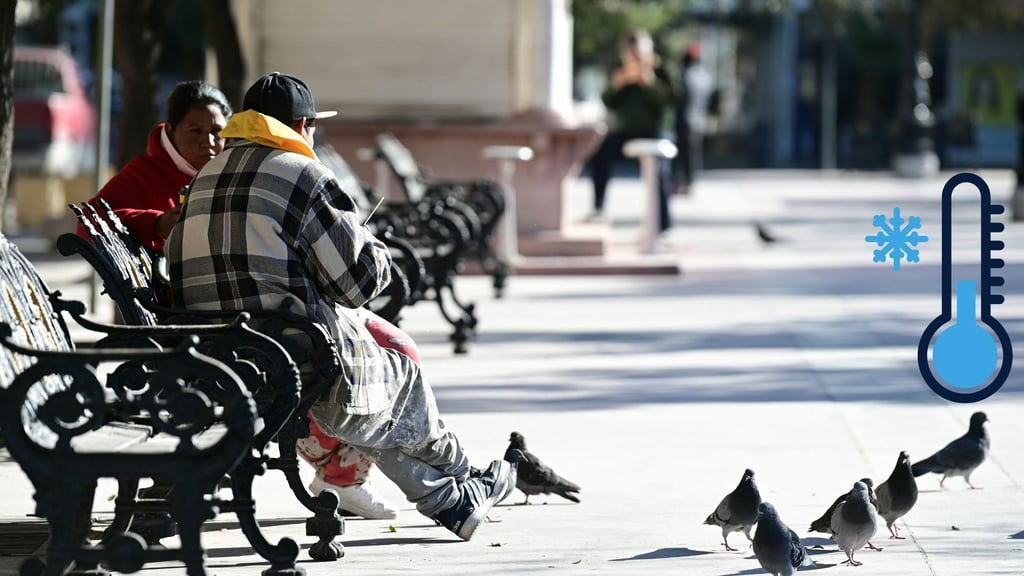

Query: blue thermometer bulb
918;173;1013;403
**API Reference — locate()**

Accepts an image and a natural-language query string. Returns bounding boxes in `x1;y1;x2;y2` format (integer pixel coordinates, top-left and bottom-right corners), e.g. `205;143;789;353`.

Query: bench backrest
57;201;161;326
0;235;75;389
375;132;428;203
315;142;376;212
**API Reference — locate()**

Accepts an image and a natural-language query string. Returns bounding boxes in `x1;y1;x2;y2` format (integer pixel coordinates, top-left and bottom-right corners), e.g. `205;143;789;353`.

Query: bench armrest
0;329;259;461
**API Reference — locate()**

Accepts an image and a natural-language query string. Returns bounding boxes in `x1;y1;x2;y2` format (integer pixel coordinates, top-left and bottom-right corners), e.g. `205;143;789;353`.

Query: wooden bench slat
119;424;229;454
69;422;152;453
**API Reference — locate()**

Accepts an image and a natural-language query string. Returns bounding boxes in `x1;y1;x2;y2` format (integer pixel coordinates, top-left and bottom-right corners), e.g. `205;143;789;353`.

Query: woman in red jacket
81;80;231;252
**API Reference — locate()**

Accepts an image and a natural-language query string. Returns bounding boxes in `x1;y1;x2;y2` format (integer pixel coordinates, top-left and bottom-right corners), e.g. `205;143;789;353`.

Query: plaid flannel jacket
165;137;394;415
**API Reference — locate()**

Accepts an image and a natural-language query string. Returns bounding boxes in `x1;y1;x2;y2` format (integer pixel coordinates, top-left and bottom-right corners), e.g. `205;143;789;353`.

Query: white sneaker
309;477;400;520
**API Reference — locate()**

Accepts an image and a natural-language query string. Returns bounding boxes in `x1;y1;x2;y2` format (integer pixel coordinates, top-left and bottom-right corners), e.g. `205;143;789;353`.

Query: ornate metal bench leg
34;481;85;576
66;481;108;575
101;478;139;544
450;318;470;355
17;557;46;576
447;284;478;330
491;258;509;299
228;463;304;574
306;491;345;561
124;478;177;546
267;422;346;561
171;488;210;576
94;533;146;576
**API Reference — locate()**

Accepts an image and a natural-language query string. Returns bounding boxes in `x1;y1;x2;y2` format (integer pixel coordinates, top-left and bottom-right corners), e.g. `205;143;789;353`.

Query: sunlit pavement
2;169;1022;575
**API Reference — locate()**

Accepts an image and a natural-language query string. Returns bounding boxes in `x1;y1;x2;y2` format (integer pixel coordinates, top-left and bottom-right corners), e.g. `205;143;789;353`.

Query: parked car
13;46;95;178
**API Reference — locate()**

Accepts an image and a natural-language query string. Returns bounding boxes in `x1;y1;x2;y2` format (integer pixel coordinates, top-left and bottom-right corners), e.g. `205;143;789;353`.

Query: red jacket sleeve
77;154;192;252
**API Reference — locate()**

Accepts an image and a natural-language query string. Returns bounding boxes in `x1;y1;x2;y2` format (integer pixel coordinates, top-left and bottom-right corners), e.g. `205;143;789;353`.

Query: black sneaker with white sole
478;458;517;504
434;459;513;541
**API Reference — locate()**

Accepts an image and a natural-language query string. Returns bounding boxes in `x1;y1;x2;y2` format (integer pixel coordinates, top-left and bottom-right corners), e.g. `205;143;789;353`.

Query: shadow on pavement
609;547;713;561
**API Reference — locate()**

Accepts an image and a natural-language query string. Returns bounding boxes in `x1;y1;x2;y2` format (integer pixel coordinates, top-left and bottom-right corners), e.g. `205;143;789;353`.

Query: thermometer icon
918;172;1012;403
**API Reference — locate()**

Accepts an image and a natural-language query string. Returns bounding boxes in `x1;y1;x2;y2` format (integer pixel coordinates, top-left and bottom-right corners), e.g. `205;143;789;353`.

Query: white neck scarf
160;125;199;177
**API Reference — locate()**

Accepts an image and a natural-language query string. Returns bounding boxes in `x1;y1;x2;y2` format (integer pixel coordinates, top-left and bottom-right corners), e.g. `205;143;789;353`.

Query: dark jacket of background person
601;65;674;134
674;44;713;190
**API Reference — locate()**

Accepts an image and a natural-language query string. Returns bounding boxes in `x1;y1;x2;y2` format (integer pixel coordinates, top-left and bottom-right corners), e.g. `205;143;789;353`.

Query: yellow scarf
220;110;317;160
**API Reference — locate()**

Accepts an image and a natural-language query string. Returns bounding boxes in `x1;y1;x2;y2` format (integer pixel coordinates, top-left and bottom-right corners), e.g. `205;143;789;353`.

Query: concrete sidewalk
2;169;1023;575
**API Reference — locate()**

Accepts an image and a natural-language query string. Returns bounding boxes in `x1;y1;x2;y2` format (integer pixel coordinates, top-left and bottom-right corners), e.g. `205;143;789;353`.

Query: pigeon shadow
801;536;835;548
497;501;579;507
342;536;458;546
1010;530;1024;540
609;547;712;561
721;557;837;575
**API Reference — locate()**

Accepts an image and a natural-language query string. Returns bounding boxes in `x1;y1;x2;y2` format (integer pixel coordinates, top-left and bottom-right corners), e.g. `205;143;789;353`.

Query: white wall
234;0;573;121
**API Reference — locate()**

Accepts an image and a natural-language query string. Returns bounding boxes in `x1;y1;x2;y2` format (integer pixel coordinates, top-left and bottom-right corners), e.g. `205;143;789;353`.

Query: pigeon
753;502;813;576
503;432;580;504
875;451;919;538
808;477;882;551
912;411;989;489
704;468;761;551
755;221;780;244
830;481;879;566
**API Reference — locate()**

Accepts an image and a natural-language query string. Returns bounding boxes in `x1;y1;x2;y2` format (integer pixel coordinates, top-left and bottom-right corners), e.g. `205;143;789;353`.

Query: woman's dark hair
165;80;232;128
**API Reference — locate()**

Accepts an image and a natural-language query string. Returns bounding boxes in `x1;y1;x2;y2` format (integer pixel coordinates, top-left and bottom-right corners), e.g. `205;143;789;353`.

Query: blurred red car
13;46;95;177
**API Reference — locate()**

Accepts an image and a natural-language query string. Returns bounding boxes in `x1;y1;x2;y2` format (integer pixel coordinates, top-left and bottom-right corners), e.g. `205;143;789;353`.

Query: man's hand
154;205;182;238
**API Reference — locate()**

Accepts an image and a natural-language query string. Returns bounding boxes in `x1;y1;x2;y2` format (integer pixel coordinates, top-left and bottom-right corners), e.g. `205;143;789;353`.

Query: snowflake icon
865;207;929;270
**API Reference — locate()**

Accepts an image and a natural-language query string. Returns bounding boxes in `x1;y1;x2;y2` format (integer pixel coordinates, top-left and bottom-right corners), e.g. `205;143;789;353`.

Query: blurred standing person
587;29;674;232
674;42;713;195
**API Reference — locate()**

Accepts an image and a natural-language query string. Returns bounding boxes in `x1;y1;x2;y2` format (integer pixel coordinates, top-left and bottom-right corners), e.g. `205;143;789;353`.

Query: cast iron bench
373;132;509;299
57;203;350;563
318;143;479;353
0;233;309;575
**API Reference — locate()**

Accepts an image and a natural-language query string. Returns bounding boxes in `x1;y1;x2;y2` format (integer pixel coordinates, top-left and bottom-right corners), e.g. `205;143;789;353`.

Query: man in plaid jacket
165;72;513;541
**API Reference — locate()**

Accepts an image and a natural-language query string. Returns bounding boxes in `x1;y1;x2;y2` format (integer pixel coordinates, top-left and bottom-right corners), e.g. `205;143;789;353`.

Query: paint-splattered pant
295;312;422;487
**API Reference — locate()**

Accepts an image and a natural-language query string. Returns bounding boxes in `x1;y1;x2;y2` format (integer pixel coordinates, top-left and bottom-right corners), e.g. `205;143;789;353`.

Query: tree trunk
0;1;16;234
114;0;174;169
201;0;246;111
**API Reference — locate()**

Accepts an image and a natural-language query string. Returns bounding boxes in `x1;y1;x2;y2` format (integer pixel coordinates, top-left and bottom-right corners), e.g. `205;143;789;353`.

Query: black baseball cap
242;72;338;125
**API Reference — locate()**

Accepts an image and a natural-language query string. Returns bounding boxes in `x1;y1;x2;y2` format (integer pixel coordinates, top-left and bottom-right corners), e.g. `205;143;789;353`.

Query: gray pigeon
704;468;761;551
753;502;813;576
503;432;580;504
830;481;879;566
808;477;883;551
875;451;919;538
912;412;989;489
